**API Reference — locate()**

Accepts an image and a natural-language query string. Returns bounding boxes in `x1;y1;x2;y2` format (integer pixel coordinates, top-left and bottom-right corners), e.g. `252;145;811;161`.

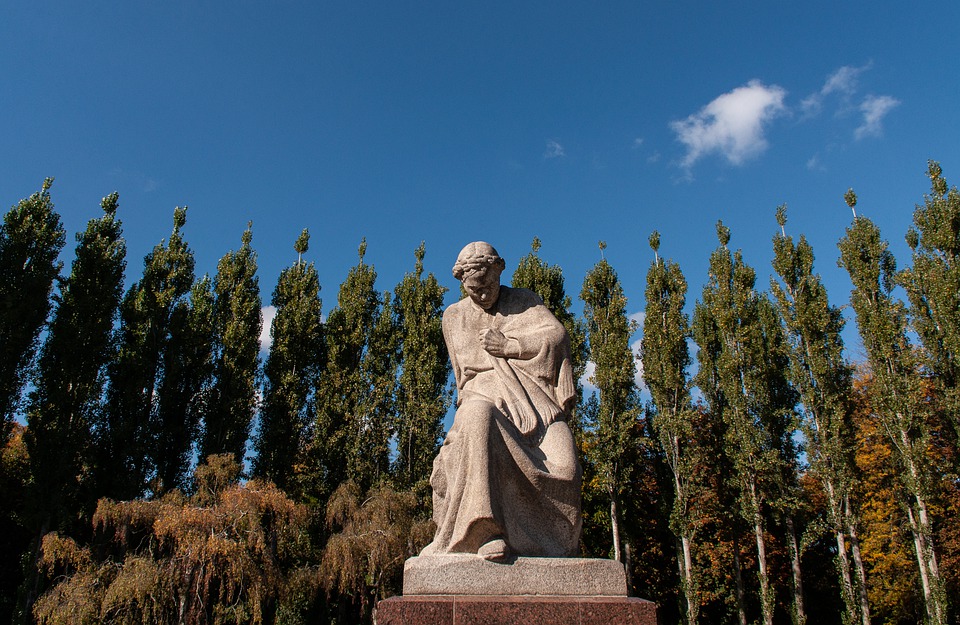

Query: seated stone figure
419;241;582;562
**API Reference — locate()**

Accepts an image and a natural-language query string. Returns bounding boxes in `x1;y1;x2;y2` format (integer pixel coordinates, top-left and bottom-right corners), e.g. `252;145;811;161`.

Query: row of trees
0;162;958;624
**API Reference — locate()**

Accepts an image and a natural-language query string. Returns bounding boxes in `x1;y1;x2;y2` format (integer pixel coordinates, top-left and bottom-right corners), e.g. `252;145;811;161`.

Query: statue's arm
500;303;566;360
442;307;463;391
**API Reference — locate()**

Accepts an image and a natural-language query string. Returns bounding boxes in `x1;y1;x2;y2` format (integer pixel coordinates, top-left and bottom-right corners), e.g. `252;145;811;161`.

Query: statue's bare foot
478;538;509;562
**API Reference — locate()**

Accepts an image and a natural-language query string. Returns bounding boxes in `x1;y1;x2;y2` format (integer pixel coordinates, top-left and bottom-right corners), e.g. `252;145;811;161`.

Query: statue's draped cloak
421;287;582;558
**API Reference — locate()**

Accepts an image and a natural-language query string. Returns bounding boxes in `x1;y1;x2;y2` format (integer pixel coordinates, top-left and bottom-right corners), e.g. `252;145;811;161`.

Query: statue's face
462;266;501;310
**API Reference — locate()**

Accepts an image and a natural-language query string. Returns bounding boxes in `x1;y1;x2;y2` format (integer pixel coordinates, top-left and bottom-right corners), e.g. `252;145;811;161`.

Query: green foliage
306;240;396;502
771;204;868;625
838;199;949;625
693;221;798;625
391;242;450;490
580;252;640;563
26;192;127;526
201;223;262;464
901;162;960;449
0;179;66;437
254;230;324;491
99;206;197;500
641;233;700;625
154;276;215;493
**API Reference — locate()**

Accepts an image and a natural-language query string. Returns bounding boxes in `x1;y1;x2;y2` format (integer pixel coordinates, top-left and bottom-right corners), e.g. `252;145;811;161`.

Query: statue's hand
479;328;510;357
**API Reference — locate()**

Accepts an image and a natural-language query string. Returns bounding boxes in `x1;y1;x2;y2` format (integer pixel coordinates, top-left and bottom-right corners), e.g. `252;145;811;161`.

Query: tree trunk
786;516;806;625
754;516;773;625
732;535;747;625
834;528;857;624
609;484;623;564
826;483;858;625
906;503;937;625
845;498;871;625
625;540;633;591
681;534;698;625
914;494;946;625
749;481;774;625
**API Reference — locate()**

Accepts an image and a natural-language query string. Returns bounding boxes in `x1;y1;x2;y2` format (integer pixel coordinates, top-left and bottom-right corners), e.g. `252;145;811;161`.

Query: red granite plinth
375;595;658;625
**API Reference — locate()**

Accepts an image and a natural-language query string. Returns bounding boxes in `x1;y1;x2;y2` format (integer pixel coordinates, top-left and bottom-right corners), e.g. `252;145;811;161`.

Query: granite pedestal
375;556;659;625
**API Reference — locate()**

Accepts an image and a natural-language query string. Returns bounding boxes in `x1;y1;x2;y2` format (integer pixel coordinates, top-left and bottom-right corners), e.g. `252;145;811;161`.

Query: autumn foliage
33;455;318;625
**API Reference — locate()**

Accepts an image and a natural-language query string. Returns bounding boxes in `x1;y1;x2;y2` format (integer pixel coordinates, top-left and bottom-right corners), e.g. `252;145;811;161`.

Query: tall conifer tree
838;190;948;625
201;223;262;464
771;205;870;625
391;242;449;490
580;243;639;564
0;179;65;437
99;206;196;499
26;192;126;527
254;229;324;490
641;231;700;625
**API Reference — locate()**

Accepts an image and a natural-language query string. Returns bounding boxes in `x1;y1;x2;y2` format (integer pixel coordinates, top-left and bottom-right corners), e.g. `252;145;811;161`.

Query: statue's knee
454;400;500;437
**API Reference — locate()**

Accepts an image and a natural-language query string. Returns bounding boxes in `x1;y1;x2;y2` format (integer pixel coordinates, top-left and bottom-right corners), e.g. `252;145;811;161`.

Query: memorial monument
377;242;657;625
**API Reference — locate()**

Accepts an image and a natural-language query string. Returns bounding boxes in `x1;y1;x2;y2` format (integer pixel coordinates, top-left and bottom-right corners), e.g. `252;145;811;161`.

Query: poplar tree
693;222;797;625
254;229;325;491
391;242;450;490
771;204;870;625
901;161;960;448
580;242;639;564
99;206;196;499
0;179;65;436
641;231;700;625
308;240;392;500
354;288;399;488
152;275;215;492
26;192;126;528
512;237;588;425
200;223;262;464
838;190;948;625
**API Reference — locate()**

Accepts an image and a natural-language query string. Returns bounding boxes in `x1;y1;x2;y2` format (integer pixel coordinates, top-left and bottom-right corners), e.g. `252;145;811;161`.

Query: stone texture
421;242;582;561
403;555;627;596
376;595;659;625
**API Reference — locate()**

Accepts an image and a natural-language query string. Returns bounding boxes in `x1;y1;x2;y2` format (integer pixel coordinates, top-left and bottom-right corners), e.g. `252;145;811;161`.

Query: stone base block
403;556;627;596
376;595;658;625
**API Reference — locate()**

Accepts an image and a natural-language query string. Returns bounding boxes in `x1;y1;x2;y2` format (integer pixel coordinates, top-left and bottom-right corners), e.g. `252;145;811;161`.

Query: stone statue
419;241;582;562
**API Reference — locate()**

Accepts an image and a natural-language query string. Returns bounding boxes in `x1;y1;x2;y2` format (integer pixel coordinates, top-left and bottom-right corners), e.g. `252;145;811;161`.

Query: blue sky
4;1;960;369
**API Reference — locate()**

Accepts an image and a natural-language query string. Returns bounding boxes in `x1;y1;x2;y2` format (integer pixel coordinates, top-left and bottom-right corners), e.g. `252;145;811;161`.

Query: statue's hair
452;242;505;281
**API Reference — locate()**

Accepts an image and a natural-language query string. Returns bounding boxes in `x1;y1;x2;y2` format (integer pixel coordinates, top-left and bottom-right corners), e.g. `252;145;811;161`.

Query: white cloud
671;80;786;169
823;64;868;97
544;140;565;159
579;360;598;394
855;95;900;140
806;154;825;171
259;305;277;353
631;338;646;392
633;137;645;148
629;311;646;391
801;63;872;117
